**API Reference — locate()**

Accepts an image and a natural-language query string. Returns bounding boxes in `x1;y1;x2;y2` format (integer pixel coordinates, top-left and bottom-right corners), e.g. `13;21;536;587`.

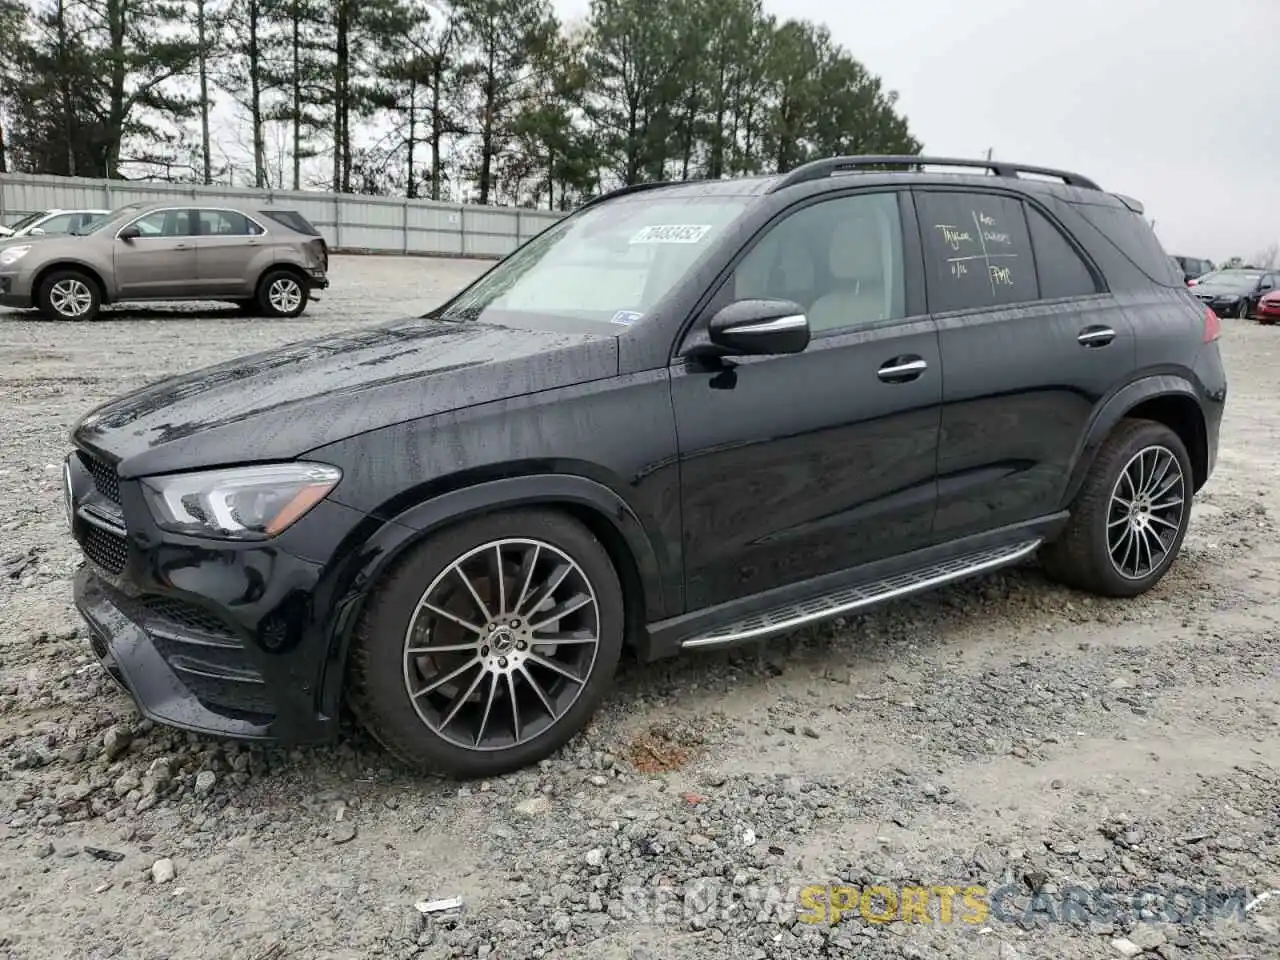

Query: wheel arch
316;473;668;720
1062;375;1209;508
32;261;110;304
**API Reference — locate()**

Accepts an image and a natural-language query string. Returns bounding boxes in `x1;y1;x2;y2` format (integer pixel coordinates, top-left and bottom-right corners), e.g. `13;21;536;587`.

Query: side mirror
118;225;141;241
704;299;810;356
29;227;45;236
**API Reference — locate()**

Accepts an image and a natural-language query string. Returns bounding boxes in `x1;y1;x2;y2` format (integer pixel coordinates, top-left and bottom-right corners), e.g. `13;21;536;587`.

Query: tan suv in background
0;201;329;321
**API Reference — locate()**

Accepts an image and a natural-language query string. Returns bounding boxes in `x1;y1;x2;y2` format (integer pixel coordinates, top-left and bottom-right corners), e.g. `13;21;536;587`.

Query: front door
914;187;1135;541
671;190;943;612
113;208;198;299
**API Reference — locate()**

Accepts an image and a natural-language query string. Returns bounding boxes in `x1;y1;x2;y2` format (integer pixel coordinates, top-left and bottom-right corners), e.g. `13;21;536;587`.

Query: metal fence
0;173;567;258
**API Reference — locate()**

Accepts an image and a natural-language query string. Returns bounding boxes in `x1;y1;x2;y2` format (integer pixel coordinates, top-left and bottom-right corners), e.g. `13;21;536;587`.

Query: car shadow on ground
1;305;252;323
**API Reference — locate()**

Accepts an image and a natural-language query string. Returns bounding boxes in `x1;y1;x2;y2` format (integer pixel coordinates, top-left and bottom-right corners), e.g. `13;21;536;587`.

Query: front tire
37;269;101;321
1040;419;1193;598
346;508;625;778
255;269;309;318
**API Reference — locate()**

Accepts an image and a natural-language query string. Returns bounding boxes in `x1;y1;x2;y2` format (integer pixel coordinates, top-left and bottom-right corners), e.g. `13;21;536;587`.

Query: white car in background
0;208;111;240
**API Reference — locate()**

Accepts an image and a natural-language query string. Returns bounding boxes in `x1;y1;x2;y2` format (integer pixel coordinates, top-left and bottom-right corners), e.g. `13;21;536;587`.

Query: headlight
0;245;32;265
140;462;342;540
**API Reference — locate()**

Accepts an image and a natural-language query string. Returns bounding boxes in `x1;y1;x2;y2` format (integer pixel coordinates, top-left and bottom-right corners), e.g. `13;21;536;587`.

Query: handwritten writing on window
933;209;1018;293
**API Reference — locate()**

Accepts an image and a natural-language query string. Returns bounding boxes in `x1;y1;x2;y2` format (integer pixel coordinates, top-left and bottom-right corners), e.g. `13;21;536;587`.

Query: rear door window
197;209;262;236
915;190;1038;312
1025;205;1102;298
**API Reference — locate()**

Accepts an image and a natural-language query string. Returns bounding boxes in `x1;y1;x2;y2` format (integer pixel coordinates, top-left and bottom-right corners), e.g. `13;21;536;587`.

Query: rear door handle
1077;325;1116;347
877;356;928;382
173;242;195;251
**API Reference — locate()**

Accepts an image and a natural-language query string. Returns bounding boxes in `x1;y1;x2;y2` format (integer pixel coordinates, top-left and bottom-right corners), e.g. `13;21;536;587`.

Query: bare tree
1251;243;1279;271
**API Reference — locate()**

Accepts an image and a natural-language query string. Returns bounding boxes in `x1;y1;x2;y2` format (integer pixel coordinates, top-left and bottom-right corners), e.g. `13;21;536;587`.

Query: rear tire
37;269;101;321
1040;419;1193;598
345;508;624;778
255;269;309;318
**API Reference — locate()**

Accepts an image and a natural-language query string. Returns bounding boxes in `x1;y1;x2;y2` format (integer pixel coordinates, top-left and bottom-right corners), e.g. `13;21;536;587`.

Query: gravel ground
0;255;1277;960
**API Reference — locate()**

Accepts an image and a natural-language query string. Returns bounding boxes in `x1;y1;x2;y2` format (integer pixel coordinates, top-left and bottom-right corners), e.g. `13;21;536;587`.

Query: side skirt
638;513;1066;660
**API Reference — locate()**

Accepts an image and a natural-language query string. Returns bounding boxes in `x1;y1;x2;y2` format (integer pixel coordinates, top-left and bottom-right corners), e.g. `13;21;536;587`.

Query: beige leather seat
807;215;890;332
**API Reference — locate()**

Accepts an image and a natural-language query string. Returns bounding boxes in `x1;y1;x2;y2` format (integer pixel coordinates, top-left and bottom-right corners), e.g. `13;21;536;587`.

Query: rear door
193;208;266;296
113;208;198;298
917;187;1132;542
671;190;943;610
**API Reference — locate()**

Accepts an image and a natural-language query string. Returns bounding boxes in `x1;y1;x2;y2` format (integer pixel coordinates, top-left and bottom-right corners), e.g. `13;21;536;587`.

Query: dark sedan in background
1190;268;1278;318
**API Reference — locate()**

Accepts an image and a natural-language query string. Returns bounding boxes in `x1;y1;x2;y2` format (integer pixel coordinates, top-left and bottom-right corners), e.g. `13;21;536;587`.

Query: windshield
5;212;42;233
1196;269;1262;291
435;194;749;327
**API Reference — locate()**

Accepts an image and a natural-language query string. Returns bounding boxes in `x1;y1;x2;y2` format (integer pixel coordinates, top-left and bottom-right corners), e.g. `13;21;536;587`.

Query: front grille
79;452;120;504
82;525;128;574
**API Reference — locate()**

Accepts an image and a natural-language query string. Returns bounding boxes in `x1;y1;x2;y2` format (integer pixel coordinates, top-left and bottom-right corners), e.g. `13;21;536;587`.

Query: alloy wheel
401;538;601;751
1106;444;1186;580
50;279;94;318
268;277;302;313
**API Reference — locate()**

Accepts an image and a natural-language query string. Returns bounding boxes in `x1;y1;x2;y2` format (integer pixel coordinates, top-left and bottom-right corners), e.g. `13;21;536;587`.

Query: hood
72;317;619;478
1262;290;1280;304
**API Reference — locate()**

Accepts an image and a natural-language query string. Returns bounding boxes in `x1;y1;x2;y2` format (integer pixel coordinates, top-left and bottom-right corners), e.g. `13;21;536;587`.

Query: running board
681;538;1042;649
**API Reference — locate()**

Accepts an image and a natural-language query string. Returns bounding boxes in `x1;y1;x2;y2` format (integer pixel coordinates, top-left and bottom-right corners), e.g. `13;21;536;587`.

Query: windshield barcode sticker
630;224;712;244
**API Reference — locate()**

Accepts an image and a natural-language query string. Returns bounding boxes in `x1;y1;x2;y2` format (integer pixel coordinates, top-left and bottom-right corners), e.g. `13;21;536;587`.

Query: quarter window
731;192;906;333
916;191;1037;312
1025;205;1100;298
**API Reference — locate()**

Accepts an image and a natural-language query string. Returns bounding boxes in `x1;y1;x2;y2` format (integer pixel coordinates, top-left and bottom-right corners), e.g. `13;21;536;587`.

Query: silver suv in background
0;201;329;321
0;208;111;239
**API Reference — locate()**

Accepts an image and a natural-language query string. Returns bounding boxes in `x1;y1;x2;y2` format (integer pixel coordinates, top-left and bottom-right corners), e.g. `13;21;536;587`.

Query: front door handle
877;356;928;383
1077;325;1116;347
173;242;195;251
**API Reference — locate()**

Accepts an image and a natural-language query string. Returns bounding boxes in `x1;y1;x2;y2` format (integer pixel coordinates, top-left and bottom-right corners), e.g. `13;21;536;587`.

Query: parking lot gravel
0;254;1277;960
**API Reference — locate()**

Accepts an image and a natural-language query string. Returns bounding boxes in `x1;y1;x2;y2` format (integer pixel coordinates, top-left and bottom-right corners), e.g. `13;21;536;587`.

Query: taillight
1203;306;1220;343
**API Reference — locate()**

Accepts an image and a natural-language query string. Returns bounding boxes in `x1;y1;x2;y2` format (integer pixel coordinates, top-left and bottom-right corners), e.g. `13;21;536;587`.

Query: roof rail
578;180;678;211
769;155;1102;193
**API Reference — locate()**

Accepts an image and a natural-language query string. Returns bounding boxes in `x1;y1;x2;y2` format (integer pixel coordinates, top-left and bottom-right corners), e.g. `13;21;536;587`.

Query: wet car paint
66;169;1227;745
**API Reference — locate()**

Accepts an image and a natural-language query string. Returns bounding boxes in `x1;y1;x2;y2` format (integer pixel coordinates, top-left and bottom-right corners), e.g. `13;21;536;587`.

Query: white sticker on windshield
610;310;643;326
629;224;712;245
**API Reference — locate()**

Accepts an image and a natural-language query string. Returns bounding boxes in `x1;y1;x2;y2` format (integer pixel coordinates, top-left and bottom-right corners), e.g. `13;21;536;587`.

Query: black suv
65;155;1227;778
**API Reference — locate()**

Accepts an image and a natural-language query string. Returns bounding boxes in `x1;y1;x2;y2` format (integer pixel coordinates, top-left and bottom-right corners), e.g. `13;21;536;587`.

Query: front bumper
0;271;31;307
65;448;375;743
1194;294;1246;315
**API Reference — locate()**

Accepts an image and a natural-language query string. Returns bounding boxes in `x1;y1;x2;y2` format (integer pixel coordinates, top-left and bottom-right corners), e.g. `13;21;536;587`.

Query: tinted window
197;209;260;236
1025;205;1100;298
732;192;906;333
916;191;1037;312
130;209;195;237
260;210;320;236
1070;201;1182;286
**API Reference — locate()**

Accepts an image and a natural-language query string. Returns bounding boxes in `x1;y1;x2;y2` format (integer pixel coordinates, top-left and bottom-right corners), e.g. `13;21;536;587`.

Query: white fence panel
0;173;570;258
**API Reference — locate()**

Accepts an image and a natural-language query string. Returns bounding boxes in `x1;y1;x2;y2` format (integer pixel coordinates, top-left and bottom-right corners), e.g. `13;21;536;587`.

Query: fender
1060;373;1202;509
314;473;672;719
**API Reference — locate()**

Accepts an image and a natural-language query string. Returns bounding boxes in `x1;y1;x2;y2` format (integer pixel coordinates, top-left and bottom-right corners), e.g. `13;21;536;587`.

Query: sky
555;0;1280;265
